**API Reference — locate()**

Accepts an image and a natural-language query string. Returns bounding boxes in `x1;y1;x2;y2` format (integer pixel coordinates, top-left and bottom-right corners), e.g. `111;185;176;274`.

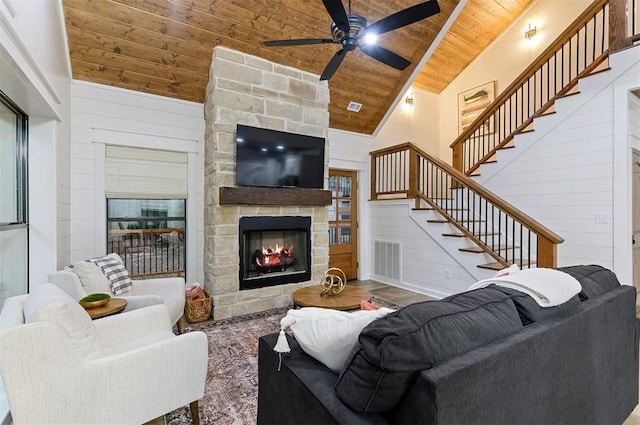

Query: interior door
328;169;358;280
633;152;640;294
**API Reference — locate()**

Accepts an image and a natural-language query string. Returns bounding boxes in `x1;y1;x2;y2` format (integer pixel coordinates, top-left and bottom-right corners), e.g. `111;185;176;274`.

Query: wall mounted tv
235;124;325;189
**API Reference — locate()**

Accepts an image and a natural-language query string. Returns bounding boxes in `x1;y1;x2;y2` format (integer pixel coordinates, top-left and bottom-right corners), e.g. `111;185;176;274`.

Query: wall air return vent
374;240;401;280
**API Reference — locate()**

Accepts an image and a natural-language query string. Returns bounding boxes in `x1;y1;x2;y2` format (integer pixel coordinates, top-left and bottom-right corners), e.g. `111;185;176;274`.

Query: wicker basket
184;289;212;323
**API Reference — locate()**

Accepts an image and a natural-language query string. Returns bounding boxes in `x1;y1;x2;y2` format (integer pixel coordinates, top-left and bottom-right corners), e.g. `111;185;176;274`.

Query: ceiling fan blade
360;44;411;70
322;0;350;34
320;49;348;81
366;0;440;36
263;38;335;47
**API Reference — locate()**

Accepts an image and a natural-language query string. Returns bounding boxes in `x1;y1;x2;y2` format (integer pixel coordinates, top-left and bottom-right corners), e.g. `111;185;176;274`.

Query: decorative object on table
458;80;496;134
184;283;212;323
78;293;111;309
320;267;347;296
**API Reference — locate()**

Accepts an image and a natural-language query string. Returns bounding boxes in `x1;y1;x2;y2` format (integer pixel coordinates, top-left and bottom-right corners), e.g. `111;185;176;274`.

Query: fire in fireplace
239;216;311;290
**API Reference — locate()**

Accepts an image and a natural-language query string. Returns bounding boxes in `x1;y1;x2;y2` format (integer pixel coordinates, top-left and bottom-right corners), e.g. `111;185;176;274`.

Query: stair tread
442;233;467;238
427;219;449;223
459;247;486;253
534;110;557;118
478;260;536;270
460;245;518;254
558;90;581;98
412;207;434;211
587;66;611;76
478;262;505;270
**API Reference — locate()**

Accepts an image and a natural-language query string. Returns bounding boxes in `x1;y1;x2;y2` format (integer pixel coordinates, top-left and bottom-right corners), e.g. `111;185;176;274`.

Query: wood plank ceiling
63;0;534;135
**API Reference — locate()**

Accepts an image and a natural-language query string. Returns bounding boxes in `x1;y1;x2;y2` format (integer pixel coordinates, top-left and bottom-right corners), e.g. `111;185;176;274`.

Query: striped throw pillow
87;254;132;295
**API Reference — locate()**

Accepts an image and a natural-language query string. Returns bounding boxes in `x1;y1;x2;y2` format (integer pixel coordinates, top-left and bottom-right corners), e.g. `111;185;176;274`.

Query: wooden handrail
450;0;609;151
372;142;564;245
371;142;563;267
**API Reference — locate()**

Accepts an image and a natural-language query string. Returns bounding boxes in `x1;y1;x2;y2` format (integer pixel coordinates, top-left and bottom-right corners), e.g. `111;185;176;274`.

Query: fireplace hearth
239;216;311;290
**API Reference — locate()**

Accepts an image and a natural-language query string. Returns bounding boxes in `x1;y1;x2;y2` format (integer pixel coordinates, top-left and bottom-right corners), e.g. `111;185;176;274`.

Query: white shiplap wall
368;200;477;298
71;81;205;282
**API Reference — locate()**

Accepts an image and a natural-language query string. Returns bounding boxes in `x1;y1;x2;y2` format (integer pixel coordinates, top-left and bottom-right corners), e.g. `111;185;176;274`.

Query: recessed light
347;101;362;112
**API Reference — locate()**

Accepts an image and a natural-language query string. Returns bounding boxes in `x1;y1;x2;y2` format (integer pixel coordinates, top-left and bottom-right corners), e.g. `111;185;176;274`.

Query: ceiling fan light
363;33;378;45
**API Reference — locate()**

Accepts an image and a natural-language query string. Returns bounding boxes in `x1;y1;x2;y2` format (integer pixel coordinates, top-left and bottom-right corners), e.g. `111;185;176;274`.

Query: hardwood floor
349;279;433;306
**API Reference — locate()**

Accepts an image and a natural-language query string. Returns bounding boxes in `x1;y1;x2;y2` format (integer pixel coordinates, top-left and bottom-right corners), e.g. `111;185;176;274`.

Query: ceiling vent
347;101;362;112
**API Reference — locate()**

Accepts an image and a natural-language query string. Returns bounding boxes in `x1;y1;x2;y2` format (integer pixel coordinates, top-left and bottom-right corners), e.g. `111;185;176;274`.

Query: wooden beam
219;187;332;206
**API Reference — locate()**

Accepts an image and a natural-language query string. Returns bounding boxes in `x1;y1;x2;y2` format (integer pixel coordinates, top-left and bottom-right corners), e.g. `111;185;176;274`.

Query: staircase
369;0;639;281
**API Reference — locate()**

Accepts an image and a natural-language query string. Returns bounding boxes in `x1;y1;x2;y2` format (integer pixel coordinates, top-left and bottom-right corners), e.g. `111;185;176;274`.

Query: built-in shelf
219;186;332;206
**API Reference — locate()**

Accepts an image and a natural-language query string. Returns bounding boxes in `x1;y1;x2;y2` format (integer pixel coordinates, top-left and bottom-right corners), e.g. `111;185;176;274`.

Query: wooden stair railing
371;143;564;268
450;0;637;176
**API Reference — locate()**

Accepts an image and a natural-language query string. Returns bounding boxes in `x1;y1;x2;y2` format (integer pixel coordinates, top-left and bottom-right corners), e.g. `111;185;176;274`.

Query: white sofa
49;268;186;332
0;284;208;424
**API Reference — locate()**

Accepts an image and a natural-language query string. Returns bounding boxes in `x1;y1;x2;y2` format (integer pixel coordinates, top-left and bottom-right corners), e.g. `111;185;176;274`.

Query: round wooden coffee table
292;285;372;310
84;298;127;319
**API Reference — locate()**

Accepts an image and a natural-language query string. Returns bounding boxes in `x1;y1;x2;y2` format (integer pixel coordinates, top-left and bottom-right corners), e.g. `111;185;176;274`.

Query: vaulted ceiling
63;0;534;134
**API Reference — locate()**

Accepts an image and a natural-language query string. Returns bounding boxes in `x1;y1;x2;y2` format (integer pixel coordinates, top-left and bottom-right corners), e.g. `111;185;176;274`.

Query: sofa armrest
121;294;163;312
130;277;186;325
93;304;172;348
0;295;27;329
258;333;389;425
131;277;185;296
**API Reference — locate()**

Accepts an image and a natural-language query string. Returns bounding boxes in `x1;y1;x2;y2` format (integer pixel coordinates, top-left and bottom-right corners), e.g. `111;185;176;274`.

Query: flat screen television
235;124;325;189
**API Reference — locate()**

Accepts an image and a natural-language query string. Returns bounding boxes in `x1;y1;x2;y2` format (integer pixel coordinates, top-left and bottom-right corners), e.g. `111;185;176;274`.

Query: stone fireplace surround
204;47;331;320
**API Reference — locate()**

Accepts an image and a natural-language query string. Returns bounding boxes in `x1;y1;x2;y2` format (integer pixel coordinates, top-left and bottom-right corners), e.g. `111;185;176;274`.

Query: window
0;90;28;304
107;199;186;279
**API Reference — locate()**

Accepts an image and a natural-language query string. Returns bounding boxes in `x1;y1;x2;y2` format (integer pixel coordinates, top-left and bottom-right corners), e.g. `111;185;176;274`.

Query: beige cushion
68;253;131;295
24;284;100;358
70;261;111;294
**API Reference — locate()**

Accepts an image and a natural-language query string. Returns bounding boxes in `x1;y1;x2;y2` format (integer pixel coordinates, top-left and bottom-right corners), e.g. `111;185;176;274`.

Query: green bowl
79;293;111;308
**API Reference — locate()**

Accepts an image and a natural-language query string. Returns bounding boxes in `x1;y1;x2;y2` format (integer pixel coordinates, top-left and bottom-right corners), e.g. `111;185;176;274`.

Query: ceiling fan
263;0;441;81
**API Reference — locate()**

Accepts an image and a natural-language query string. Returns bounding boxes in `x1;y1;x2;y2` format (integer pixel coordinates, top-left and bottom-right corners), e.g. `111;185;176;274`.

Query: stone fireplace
204;47;330;319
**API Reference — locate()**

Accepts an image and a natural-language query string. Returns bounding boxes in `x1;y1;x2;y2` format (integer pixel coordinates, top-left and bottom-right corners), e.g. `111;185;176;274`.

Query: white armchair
49;267;186;333
0;284;208;425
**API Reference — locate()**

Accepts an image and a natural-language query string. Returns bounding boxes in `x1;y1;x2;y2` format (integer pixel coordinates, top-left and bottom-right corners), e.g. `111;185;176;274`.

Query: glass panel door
328;169;358;280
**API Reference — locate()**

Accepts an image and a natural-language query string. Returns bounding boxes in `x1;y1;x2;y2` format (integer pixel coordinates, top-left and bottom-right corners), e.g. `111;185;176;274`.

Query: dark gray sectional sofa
257;265;639;424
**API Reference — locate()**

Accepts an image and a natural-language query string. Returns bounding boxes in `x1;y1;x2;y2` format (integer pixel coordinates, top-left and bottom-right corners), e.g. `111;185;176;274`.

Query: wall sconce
405;91;414;106
525;23;537;40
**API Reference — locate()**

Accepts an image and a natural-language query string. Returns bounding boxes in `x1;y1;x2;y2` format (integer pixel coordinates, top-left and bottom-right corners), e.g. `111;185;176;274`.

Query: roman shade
105;146;188;198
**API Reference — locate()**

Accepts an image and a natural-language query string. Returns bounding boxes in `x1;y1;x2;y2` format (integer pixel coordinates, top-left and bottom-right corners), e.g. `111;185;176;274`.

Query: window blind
105;146;188;198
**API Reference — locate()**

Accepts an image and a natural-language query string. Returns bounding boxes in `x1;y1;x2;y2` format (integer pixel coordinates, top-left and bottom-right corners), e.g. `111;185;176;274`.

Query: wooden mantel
219;186;332;206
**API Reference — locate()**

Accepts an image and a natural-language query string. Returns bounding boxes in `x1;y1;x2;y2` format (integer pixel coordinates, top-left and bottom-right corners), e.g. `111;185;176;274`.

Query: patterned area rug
166;297;398;425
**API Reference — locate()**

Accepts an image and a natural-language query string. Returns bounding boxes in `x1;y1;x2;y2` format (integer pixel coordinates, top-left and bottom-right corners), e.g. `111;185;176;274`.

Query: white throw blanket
468;268;581;307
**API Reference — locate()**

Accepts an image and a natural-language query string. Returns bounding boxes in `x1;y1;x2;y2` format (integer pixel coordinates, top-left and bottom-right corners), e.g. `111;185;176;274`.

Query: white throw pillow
23;284;100;359
69;261;111;294
280;307;394;373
